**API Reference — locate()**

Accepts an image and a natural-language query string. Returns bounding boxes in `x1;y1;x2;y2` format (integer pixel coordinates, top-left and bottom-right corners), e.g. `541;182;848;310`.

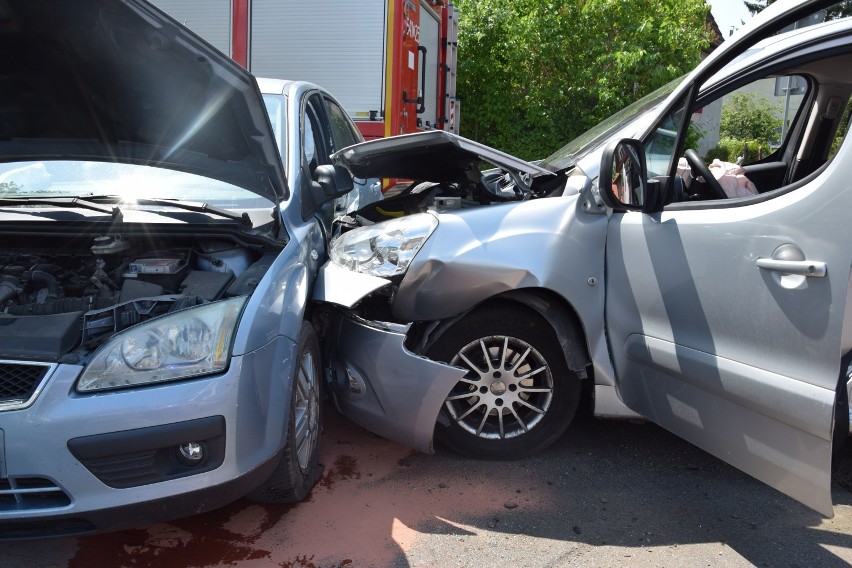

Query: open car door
603;0;852;517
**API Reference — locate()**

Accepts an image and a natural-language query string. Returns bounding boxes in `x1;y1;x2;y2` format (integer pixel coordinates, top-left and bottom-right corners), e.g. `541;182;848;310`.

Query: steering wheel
684;149;727;200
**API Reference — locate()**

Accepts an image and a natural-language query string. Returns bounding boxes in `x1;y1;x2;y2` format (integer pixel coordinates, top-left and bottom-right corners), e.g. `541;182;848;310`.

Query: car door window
323;97;362;151
311;96;335;163
693;75;807;167
321;95;382;214
678;74;810;199
303;95;332;173
645;63;852;203
645;91;691;179
303;109;318;169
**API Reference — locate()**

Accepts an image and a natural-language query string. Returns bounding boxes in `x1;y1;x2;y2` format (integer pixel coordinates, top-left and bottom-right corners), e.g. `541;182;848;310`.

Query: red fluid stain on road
318;455;361;490
69;497;293;568
67;409;414;567
68;406;555;567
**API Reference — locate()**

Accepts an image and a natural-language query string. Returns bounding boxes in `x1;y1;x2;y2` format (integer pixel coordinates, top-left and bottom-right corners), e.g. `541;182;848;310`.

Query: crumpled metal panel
327;313;467;453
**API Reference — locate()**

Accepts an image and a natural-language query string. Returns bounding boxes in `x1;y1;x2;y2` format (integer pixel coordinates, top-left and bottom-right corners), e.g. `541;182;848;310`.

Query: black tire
247;322;323;503
429;305;582;459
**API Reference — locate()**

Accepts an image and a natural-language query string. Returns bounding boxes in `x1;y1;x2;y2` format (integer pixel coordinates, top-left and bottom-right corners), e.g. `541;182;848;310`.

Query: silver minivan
316;0;852;517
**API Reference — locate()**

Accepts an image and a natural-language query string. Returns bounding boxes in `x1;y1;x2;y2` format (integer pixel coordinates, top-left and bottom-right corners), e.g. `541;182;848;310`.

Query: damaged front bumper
322;310;466;453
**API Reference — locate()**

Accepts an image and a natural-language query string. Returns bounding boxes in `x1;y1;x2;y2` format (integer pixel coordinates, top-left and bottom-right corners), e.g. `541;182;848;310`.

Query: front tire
247;321;322;503
429;305;582;459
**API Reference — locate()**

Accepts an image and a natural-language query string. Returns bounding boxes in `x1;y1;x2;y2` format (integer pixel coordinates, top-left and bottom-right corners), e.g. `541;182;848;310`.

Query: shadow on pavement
6;402;851;568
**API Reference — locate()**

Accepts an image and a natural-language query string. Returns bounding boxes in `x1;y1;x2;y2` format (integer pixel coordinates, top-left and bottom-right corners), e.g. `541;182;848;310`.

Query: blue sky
708;0;754;39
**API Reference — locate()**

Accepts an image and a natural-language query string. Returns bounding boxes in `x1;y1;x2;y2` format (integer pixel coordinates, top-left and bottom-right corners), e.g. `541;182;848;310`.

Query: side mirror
301;164;355;221
599;139;670;213
599;138;647;210
312;164;354;204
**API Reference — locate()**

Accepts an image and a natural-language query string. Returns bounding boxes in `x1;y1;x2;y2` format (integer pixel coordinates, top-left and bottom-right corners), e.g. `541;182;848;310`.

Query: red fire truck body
150;0;459;140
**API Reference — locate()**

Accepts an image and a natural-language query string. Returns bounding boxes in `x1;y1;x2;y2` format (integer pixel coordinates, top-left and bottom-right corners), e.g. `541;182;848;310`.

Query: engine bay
342;168;565;228
0;231;274;363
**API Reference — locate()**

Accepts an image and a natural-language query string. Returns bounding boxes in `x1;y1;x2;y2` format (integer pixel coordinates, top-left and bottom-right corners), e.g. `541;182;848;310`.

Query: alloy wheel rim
294;349;319;473
444;335;554;440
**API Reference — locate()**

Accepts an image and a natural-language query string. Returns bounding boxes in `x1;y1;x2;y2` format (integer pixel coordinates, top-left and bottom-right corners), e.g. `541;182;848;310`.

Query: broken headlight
330;213;438;277
76;296;246;392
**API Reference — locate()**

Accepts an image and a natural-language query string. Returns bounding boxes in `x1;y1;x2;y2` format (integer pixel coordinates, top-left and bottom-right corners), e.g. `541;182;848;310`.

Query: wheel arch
409;288;592;379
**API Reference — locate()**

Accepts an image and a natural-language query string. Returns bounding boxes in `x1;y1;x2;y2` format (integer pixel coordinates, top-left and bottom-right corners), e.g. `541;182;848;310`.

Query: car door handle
756;258;826;277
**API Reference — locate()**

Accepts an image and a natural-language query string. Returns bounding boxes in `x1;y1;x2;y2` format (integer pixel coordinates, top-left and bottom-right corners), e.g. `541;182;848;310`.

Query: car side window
691;75;807;167
303;110;317;167
323;97;362;151
827;95;852;160
660;74;812;201
303;95;332;172
643;64;852;205
645;92;691;178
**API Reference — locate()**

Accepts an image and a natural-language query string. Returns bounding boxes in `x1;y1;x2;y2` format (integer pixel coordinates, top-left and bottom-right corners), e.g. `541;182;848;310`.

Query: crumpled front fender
312;261;390;308
325;312;467;453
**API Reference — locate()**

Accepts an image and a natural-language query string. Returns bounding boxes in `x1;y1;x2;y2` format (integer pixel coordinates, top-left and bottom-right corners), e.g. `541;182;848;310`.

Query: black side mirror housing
301;164;355;222
312;164;354;203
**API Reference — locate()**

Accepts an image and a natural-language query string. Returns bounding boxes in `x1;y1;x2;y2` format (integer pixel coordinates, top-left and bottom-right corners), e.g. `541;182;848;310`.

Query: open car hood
0;0;286;201
332;130;551;182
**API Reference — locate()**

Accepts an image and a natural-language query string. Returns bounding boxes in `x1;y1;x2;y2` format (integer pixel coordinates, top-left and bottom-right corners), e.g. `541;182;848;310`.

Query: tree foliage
0;181;21;194
743;0;772;15
719;93;782;143
705;137;771;163
453;0;713;159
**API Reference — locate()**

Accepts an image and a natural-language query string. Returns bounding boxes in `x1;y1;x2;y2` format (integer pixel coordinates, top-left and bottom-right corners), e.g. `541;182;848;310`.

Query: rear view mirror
600;138;675;213
313;164;354;202
301;164;355;221
600;139;648;210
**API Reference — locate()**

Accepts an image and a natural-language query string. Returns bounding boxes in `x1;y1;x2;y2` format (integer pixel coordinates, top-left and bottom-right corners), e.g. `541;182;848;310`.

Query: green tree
0;181;21;194
719;93;782;143
454;0;713;160
829;100;852;158
744;0;773;15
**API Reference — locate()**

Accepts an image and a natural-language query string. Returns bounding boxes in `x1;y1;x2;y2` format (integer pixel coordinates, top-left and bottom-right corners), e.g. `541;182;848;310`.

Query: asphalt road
4;403;852;568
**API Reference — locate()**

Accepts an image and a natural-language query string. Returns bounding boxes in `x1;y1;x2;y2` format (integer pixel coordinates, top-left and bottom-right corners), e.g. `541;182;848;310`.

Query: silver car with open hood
0;0;357;538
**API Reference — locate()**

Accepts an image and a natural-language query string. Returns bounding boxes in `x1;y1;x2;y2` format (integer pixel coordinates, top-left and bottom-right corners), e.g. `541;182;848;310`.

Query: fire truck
149;0;460;140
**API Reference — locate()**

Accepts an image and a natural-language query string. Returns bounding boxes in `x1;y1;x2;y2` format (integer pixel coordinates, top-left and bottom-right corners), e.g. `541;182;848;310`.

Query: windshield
539;75;684;172
0;161;274;211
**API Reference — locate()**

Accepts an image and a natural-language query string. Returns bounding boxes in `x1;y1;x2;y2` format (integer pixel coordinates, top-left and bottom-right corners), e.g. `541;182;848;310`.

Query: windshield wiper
0;195;252;227
0;196;121;219
131;198;252;227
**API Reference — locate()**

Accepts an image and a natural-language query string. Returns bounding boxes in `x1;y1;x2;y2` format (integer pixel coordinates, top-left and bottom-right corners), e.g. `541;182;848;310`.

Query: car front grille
81;449;162;487
0;362;52;409
0;476;71;512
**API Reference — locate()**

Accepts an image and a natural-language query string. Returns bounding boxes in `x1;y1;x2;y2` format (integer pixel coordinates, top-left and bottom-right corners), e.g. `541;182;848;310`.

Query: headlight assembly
330;213;438;277
77;296;246;392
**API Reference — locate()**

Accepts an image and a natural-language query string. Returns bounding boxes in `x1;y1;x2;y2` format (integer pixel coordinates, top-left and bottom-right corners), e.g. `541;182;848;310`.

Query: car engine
0;232;273;363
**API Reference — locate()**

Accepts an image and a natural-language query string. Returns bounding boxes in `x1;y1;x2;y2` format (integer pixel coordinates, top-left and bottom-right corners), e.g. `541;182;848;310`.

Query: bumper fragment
326;312;466;453
313;262;390;308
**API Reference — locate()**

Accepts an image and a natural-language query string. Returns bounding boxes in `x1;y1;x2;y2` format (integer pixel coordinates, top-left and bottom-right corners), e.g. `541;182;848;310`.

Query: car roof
256;78;329;98
703;13;852;90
